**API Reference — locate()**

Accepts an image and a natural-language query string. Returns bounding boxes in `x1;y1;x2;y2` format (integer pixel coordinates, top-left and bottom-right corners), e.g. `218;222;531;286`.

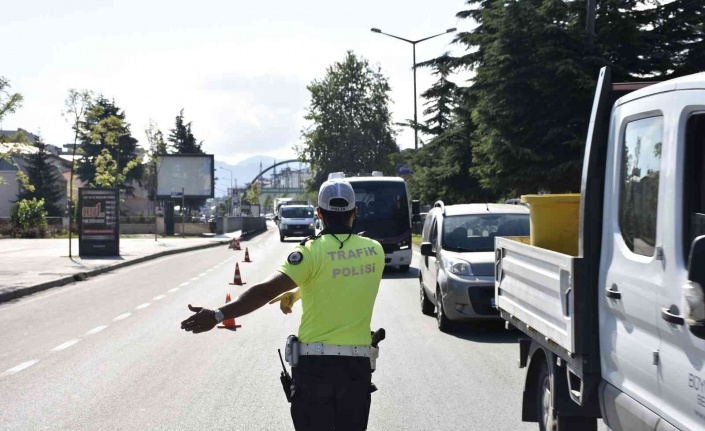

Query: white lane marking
153;295;166;301
86;325;108;335
179;282;190;287
199;272;207;276
206;269;213;273
189;277;199;281
168;288;179;293
135;303;151;310
52;339;80;352
113;312;131;322
3;360;39;376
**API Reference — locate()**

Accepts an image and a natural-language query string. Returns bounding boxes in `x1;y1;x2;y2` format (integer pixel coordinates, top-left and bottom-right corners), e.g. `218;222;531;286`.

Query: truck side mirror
684;235;705;338
420;242;435;257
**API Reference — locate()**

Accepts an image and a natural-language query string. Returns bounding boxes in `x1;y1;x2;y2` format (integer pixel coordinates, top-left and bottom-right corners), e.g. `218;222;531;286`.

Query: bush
10;198;48;238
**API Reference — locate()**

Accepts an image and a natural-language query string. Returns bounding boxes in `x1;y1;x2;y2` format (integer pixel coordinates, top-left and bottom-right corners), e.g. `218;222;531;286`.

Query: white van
495;67;705;430
277;205;315;242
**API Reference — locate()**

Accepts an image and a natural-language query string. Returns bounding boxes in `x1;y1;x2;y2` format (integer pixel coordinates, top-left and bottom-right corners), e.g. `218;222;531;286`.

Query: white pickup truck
495;67;705;431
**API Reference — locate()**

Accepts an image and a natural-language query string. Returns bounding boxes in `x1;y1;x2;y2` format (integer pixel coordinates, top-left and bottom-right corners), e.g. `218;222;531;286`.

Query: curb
0;238;235;304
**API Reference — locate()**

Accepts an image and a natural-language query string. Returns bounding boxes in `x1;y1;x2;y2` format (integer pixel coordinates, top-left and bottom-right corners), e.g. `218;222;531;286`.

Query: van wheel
420;280;434;316
280;235;284;242
436;287;452;332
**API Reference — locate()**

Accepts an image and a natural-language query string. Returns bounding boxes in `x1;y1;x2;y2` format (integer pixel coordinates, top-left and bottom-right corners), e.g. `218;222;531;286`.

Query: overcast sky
2;0;474;165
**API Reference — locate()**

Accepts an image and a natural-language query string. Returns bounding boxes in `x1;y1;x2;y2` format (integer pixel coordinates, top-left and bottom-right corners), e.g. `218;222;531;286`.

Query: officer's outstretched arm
268;289;301;314
181;271;297;334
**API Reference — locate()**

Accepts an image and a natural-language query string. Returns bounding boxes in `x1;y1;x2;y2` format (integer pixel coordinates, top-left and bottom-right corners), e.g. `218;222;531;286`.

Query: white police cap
318;179;356;212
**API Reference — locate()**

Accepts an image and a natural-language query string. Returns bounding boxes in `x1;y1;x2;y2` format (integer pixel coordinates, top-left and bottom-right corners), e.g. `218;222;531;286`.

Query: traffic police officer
181;178;385;431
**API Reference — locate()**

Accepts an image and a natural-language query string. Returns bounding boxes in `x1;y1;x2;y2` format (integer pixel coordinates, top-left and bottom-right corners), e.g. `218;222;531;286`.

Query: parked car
419;201;529;331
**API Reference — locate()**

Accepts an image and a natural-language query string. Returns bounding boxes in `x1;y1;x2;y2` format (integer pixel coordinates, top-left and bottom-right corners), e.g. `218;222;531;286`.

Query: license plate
490;298;497;307
293;231;303;235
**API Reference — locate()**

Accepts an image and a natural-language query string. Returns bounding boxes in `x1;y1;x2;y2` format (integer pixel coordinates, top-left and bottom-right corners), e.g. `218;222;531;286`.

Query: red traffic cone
233;238;242;250
218;293;241;329
243;247;252;263
229;238;236;250
229;262;246;286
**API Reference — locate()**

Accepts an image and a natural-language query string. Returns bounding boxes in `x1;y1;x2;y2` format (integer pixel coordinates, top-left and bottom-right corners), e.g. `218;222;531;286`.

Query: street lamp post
371;27;456;150
217;167;234;216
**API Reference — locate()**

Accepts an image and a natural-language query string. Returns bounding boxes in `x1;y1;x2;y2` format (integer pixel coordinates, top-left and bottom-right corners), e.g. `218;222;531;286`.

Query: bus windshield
350;181;410;238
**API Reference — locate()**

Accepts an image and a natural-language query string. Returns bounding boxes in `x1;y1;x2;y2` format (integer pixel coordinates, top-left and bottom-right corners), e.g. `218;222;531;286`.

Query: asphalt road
0;226;607;430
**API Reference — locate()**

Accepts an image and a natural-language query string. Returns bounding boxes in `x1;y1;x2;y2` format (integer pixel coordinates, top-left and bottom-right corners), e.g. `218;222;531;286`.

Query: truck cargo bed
495;237;579;356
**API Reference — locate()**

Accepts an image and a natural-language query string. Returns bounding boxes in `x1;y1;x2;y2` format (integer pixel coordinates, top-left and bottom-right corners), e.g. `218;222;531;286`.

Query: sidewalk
0;232;243;303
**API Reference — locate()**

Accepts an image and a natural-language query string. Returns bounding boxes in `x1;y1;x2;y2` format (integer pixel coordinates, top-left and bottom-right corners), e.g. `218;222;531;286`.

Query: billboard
156;154;214;199
78;188;120;256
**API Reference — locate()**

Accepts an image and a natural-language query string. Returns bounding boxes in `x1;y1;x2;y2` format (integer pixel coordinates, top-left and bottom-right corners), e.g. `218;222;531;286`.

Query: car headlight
445;257;473;276
309;223;314;228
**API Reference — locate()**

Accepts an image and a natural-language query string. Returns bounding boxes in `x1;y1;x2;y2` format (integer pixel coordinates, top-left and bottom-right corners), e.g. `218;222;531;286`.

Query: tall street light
371;27;456;150
217;167;233;215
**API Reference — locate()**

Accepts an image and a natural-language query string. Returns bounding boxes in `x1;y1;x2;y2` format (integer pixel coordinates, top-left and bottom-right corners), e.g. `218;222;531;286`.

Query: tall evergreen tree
297;51;399;189
168;109;203;154
457;0;595;195
649;0;705;77
167;110;206;212
17;140;65;216
76;96;143;192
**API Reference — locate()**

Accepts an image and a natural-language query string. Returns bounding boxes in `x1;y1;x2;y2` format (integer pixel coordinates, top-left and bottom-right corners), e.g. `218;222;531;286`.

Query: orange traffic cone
233;238;242;250
229;262;246;285
243;247;252;263
218;293;241;329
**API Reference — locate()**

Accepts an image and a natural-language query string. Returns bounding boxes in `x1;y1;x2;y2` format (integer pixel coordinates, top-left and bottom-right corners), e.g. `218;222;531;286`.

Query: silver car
419;201;529;331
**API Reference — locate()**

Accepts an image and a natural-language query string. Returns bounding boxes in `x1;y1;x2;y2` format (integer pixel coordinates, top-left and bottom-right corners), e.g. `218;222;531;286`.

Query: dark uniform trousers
291;355;372;431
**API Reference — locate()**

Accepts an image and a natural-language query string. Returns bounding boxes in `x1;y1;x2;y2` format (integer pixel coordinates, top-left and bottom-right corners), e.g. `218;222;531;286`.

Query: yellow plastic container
521;194;581;256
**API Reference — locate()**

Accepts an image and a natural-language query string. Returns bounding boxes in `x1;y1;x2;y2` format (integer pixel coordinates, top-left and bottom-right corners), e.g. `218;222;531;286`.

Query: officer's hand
180;304;217;333
268;291;298;314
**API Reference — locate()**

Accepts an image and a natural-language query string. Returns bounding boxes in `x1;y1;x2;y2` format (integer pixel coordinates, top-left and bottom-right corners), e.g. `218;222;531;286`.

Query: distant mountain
214;156;307;196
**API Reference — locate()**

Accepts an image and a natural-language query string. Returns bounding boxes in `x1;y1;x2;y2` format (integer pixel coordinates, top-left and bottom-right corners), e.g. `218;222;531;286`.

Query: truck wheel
537;360;555;431
420;280;434;316
536;360;596;431
436;287;452;332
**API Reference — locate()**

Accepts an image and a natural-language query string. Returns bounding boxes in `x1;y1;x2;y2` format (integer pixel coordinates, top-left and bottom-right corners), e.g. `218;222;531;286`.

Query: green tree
168;109;203;154
263;194;274;213
0;77;29;185
456;0;595;195
16;139;65;216
297;51;399;190
648;0;705;76
76;96;143;192
10;198;48;237
0;77;24;139
144;120;168;209
244;182;261;205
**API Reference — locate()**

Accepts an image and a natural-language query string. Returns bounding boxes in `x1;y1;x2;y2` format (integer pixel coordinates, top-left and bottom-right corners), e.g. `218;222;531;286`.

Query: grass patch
412;234;422;247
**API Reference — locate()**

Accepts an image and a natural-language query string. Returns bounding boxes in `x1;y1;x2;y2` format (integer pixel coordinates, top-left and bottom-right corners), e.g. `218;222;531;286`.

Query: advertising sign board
78;188;120;256
156;154;214;199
